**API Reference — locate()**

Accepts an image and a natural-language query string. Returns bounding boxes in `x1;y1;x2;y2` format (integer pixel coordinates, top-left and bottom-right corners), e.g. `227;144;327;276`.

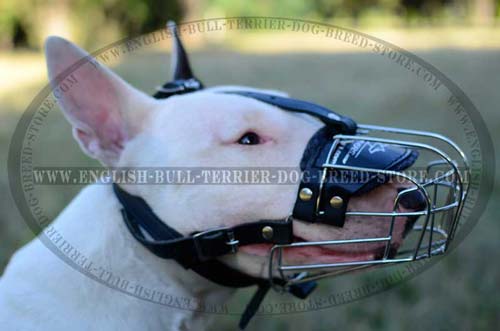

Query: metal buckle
155;84;185;94
192;227;239;261
183;78;201;89
155;78;202;94
225;230;240;253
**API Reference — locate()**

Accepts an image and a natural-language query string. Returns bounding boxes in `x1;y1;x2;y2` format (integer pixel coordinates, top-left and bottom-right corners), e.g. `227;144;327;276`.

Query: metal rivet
299;188;313;201
330;196;344;208
262;226;274;240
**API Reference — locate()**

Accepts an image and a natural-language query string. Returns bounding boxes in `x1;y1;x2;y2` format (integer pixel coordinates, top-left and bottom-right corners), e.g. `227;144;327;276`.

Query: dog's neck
51;184;235;329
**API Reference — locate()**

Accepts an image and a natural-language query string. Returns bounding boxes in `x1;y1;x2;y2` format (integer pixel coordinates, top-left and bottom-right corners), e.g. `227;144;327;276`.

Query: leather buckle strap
189;219;294;264
192;227;239;261
114;183;294;267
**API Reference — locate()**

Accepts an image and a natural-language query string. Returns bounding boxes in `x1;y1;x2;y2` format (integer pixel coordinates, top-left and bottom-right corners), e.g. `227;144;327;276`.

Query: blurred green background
1;1;499;330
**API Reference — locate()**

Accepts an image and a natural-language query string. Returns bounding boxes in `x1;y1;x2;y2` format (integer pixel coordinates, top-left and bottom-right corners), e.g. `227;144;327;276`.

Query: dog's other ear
168;21;195;81
44;36;154;165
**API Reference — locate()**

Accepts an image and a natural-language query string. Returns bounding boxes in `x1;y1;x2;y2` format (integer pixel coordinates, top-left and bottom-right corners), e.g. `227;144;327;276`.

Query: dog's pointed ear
45;36;154;165
168;21;195;80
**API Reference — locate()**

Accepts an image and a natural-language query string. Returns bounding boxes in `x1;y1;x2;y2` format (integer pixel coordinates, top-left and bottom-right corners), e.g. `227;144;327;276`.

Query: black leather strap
123;210;294;269
114;184;293;268
114;183;275;287
239;283;270;330
224;91;357;134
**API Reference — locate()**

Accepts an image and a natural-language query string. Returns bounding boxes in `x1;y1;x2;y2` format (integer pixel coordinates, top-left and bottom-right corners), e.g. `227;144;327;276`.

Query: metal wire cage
268;124;470;291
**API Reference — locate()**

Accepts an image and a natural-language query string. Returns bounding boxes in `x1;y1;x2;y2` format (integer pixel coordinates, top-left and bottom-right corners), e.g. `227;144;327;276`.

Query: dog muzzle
113;26;470;330
218;91;468;293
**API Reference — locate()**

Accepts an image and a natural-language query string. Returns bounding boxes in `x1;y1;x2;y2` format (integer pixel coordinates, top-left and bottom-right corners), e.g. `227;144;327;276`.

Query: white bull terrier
0;31;423;331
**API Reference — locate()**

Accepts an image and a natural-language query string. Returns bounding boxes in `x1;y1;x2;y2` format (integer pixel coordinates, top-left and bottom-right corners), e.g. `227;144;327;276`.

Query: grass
0;37;499;330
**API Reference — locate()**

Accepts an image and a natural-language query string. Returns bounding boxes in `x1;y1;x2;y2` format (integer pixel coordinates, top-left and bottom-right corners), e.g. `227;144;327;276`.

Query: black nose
397;188;427;211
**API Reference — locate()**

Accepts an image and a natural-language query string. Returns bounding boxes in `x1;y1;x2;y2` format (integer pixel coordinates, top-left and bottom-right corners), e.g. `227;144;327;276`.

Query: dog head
45;35;425;280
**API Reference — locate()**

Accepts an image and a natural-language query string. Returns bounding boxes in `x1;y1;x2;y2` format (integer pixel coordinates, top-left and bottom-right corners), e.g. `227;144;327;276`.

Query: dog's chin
219;251;271;279
220;239;400;280
240;240;380;266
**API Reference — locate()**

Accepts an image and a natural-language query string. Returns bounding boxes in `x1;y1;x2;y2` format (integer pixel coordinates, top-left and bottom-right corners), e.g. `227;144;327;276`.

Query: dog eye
237;132;260;145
